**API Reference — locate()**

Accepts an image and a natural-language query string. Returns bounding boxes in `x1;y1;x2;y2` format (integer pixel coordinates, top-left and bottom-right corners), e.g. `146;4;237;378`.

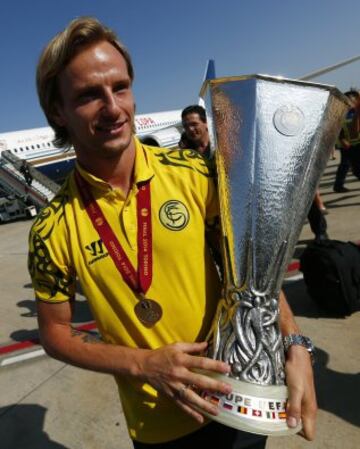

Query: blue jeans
132;422;267;449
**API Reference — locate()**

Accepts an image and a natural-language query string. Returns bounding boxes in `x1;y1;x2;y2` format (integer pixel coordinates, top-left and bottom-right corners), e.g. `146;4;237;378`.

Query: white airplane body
0;109;182;182
1;55;358;182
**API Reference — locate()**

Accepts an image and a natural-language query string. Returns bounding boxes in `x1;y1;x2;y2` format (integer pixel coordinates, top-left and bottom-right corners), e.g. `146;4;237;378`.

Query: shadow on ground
0;404;69;449
314;347;360;428
10;295;94;343
16;294;93;323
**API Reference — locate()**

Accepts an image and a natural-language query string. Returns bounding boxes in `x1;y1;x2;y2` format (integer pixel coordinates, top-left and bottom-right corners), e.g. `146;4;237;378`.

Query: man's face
182;113;208;146
54;40;135;161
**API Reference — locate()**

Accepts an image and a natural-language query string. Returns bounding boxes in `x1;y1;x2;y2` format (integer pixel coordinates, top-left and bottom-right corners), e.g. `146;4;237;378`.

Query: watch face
304;337;315;353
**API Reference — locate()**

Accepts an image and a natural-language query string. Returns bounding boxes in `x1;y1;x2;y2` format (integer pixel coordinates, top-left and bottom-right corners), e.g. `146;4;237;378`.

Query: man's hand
285;345;317;440
138;341;232;423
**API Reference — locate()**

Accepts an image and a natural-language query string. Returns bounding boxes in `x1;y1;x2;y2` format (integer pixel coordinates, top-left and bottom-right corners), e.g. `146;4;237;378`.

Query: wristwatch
283;334;315;364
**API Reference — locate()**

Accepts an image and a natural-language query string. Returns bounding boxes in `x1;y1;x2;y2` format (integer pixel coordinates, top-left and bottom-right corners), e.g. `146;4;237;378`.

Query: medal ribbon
74;170;152;295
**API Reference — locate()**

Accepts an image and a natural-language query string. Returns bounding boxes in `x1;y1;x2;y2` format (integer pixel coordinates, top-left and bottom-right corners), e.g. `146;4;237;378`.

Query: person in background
308;191;329;242
20;160;33;186
180;105;211;158
333;90;360;193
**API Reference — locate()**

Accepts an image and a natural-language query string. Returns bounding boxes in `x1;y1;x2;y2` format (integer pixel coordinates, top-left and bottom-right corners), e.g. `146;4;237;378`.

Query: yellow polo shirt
28;138;221;443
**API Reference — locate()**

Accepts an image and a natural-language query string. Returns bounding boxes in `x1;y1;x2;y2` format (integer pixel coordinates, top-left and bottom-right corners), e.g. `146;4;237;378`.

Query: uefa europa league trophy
199;75;348;435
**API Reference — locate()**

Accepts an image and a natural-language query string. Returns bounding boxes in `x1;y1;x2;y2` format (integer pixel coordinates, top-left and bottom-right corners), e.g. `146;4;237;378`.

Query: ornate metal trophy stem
209;240;287;386
200;74;348;436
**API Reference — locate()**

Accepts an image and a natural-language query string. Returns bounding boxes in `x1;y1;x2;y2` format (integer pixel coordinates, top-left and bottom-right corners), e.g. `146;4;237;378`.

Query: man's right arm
37;299;232;423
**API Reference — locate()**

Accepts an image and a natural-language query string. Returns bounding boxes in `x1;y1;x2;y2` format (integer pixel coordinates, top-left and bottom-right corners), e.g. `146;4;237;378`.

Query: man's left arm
279;290;317;440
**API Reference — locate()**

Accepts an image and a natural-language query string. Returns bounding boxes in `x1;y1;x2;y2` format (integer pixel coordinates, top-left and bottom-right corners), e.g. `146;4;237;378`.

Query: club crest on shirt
159;200;189;231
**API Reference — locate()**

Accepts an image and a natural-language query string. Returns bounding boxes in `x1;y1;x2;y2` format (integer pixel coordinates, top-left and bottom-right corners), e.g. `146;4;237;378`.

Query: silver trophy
200;75;348;435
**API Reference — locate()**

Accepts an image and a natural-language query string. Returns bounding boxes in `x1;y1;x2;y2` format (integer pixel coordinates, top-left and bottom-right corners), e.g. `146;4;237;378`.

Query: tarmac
0;155;359;449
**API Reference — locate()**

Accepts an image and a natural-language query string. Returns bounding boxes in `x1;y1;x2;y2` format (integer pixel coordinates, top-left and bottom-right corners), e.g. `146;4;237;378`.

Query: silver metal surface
204;75;348;386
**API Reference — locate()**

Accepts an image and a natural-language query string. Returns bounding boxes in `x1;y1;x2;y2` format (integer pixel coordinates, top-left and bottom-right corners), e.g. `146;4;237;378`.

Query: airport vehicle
0;196;37;224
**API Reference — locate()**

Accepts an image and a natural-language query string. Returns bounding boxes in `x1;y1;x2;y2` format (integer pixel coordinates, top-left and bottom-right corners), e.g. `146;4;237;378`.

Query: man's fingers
286;389;302;430
174;384;219;419
173;397;205;423
286;389;317;440
284;346;317;440
174;341;208;354
186;352;231;375
299;399;317;440
174;384;190;401
185;371;231;396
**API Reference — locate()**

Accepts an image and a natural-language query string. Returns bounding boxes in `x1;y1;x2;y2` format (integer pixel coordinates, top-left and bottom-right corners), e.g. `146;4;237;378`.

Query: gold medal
134;298;163;328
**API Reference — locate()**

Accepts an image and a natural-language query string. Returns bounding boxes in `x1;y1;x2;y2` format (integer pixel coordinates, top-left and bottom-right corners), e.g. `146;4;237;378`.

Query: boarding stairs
0;150;60;209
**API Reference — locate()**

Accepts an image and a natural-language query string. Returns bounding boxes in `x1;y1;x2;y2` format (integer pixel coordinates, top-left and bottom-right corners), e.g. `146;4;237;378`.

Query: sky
0;0;360;133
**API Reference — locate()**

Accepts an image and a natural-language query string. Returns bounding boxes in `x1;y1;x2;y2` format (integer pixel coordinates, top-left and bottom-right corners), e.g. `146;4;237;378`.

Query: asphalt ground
0;155;359;449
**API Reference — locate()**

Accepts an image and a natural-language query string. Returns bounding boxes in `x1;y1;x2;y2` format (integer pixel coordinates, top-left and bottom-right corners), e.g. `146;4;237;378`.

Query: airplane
0;60;216;183
0;109;183;183
1;55;359;183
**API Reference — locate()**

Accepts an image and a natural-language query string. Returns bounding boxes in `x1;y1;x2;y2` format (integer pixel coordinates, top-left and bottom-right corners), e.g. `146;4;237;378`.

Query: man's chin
100;136;133;155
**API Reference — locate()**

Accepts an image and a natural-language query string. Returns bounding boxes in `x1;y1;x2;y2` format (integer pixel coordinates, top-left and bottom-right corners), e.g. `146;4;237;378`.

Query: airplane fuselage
0;110;182;182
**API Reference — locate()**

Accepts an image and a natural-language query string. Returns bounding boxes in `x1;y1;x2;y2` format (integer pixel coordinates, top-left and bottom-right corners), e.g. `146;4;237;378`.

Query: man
180;105;211;158
333;90;360;192
20;160;33;186
29;17;316;448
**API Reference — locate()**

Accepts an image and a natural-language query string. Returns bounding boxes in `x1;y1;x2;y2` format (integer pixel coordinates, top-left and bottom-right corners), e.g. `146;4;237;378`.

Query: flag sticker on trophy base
200;372;298;436
199;75;348;436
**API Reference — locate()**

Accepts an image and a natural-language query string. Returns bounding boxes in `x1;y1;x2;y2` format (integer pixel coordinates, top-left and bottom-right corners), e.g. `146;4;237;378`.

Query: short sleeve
28;230;75;303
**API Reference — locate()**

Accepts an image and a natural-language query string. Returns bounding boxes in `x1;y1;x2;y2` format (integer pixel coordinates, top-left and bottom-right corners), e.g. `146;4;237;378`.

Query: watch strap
283;334;315;363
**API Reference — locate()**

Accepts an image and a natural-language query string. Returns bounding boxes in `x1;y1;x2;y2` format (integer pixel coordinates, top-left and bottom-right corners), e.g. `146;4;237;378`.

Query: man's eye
77;91;98;103
114;83;128;93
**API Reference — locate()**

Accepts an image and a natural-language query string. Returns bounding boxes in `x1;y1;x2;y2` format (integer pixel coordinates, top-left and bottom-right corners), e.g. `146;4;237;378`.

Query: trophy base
199;371;302;436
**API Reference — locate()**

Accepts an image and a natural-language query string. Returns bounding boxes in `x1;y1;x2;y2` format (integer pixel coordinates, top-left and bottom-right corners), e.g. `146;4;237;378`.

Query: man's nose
101;92;121;117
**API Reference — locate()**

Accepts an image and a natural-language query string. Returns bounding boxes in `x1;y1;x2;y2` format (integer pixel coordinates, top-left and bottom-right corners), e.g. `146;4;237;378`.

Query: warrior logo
85;239;108;265
159;200;189;231
85;239;105;257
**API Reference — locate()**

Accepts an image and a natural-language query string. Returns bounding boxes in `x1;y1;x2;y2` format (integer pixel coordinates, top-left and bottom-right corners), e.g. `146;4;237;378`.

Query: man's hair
344;89;360;99
36;17;134;148
181;105;207;123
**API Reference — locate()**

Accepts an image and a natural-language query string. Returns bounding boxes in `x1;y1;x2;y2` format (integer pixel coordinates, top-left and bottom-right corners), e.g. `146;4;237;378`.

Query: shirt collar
133;136;154;184
74;137;154;192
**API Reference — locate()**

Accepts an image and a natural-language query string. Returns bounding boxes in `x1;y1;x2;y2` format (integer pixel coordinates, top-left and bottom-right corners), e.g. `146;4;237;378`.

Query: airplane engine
139;126;181;148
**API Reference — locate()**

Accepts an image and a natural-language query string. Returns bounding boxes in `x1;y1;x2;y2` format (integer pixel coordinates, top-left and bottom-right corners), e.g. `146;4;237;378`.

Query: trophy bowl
199;75;348;435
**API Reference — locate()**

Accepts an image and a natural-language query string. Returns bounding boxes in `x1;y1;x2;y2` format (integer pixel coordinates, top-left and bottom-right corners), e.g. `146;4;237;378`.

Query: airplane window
37;144;40;148
31;145;35;149
14;149;18;153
